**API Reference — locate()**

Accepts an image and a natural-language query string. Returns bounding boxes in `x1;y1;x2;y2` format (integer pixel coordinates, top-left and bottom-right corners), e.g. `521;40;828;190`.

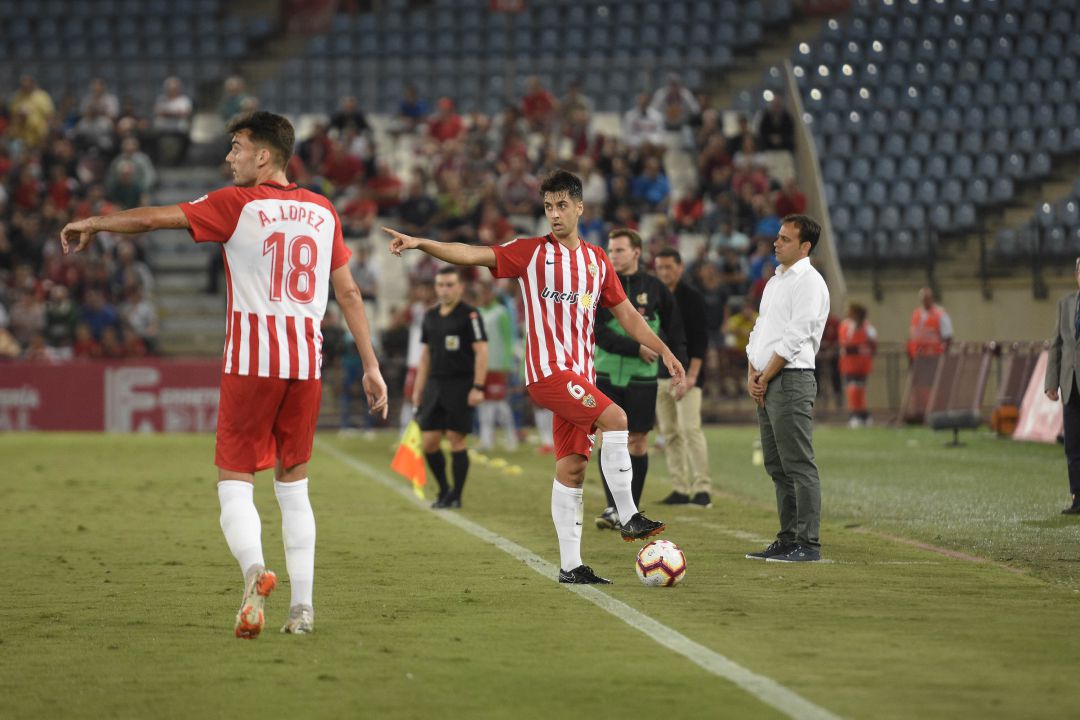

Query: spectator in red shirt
13;165;42;211
428;97;465;144
46;164;75;212
367;159;403;215
673;189;704;232
321;140;364;192
476;199;513;246
521;75;560;135
72;322;102;358
339;177;378;237
774;177;807;217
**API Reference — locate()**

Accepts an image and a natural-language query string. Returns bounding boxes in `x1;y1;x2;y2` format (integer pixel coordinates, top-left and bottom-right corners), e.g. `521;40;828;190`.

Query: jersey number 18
263;232;317;304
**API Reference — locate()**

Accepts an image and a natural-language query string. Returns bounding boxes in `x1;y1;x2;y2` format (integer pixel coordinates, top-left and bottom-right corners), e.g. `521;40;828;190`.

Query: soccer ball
635;539;687;587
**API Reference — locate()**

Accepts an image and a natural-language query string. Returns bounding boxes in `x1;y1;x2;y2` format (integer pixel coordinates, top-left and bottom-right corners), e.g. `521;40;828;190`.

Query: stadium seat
916;179;939;205
929;203;951;231
954;203;977;231
991;177;1014;202
903;204;927;231
891;179;914;205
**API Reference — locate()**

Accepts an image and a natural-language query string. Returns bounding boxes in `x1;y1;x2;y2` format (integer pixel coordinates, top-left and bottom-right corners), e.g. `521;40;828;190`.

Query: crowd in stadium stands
274;73;808;404
2;65;809;402
0;74;169;360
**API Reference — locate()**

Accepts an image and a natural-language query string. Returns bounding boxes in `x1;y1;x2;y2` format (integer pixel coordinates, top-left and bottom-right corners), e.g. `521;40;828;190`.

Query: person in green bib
594;229;686;530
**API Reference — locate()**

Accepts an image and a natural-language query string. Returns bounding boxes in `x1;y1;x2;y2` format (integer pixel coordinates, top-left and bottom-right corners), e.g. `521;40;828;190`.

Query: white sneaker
848;416;863;429
281;604;315;634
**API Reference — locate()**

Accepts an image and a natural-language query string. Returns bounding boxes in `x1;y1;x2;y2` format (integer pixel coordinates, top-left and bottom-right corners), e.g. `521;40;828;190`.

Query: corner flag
391;419;426;499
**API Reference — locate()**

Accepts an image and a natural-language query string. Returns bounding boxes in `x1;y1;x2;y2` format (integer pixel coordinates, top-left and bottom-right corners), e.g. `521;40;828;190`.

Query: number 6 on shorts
566;381;585;400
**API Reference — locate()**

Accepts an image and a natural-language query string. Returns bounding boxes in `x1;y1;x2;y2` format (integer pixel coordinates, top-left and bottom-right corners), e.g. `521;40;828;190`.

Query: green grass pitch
2;426;1078;719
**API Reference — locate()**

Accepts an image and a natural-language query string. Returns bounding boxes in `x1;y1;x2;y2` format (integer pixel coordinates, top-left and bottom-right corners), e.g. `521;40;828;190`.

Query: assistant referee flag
391;420;427;499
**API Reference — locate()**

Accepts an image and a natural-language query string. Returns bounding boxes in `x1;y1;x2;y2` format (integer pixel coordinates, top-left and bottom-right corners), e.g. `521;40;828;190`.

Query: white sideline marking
319;442;843;720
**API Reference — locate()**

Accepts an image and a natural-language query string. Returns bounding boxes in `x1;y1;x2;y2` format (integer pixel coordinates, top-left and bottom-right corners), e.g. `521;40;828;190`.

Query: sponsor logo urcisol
541;287;579;304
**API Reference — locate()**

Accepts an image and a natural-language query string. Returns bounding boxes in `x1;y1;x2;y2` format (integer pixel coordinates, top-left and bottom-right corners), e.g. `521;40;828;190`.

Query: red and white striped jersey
490;234;626;385
180;182;351;380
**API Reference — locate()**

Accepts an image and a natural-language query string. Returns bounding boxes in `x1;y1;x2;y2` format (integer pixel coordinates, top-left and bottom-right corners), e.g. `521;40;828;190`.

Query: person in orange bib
907;287;953;361
838;303;877;427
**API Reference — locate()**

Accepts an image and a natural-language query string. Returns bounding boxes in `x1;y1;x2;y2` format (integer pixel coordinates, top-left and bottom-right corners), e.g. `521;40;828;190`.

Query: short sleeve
179;187;248;244
488;237;538;279
597;250;628;308
467;308;487;344
327;206;351;271
420;312;430;344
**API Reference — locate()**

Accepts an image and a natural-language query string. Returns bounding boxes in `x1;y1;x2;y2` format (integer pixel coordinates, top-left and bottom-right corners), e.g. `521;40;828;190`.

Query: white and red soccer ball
635;539;687;587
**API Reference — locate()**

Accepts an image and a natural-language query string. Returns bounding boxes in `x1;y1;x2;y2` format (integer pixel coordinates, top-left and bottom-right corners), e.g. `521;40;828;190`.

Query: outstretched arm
383;226;496;268
610;298;685;387
60;205;190;254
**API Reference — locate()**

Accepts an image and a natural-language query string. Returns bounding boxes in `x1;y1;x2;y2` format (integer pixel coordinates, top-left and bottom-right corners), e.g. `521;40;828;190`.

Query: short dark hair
608;228;642;250
539;169;583;202
435;266;461;279
226;111;295;168
782;214;821;253
655;247;682;264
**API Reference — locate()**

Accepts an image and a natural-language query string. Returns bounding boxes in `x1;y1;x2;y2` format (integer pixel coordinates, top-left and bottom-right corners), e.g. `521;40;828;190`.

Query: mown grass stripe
319;441;843;720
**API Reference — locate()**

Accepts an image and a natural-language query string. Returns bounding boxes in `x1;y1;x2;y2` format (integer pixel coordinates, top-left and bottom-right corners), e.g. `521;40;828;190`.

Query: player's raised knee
596;403;628;433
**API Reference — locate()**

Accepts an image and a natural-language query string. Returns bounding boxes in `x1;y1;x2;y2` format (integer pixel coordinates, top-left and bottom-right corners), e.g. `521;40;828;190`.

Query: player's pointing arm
60;205;190;254
383;226;497;268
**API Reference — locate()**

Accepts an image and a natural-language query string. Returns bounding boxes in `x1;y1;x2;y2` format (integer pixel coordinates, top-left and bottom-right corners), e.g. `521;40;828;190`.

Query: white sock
601;430;638;524
551;480;584;572
275;478;316;608
217;480;264;579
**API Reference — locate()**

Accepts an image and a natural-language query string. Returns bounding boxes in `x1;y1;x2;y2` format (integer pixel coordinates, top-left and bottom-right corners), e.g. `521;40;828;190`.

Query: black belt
782;368;815;372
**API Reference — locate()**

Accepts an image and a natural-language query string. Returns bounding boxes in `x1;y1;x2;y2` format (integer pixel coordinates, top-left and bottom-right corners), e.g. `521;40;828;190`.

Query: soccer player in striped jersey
60;111;389;637
385;169;685;584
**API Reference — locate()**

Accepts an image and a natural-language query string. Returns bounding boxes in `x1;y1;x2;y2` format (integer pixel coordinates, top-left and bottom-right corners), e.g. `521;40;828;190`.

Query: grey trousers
756;370;821;548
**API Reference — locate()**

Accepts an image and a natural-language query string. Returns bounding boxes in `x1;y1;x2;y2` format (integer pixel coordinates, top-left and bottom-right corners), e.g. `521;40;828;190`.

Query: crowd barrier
0;344;1065;446
0;359;221;432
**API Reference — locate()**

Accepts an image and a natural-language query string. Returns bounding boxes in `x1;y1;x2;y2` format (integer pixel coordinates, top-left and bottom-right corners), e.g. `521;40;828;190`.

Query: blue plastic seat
967;177;990;204
874;155;898;181
991;176;1014;202
1039;127;1063;152
857;132;881;156
1014;128;1036;152
1028;151;1052;179
892;179;914;205
952;153;975;179
941;179;964;204
929;204;952;231
851;157;873;181
865;180;889;206
854;206;877;232
899;156;923;181
916;179;939;205
909;132;933;156
841;181;863;206
903;204;927;231
977;153;1001;178
1004;152;1027;179
953;203;977;231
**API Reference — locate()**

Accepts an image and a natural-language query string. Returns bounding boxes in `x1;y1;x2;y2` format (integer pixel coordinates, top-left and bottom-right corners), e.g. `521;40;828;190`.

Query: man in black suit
1046;257;1080;515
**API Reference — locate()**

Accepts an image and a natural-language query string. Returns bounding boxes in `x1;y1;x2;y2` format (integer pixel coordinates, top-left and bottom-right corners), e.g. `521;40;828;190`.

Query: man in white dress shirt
743;215;830;563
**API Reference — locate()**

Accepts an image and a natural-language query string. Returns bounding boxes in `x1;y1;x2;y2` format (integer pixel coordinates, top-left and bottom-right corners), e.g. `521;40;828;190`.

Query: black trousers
1063;381;1080;496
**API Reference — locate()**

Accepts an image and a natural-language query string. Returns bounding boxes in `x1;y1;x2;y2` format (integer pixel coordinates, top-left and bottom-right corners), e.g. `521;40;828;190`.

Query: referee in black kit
411;267;489;508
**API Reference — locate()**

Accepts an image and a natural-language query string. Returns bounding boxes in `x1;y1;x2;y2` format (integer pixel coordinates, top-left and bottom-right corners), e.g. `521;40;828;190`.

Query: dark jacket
595;269;685;387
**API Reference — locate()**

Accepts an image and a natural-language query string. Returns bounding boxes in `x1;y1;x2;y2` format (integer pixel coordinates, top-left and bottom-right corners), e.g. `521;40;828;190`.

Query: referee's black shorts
596;375;657;433
417;376;474;435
